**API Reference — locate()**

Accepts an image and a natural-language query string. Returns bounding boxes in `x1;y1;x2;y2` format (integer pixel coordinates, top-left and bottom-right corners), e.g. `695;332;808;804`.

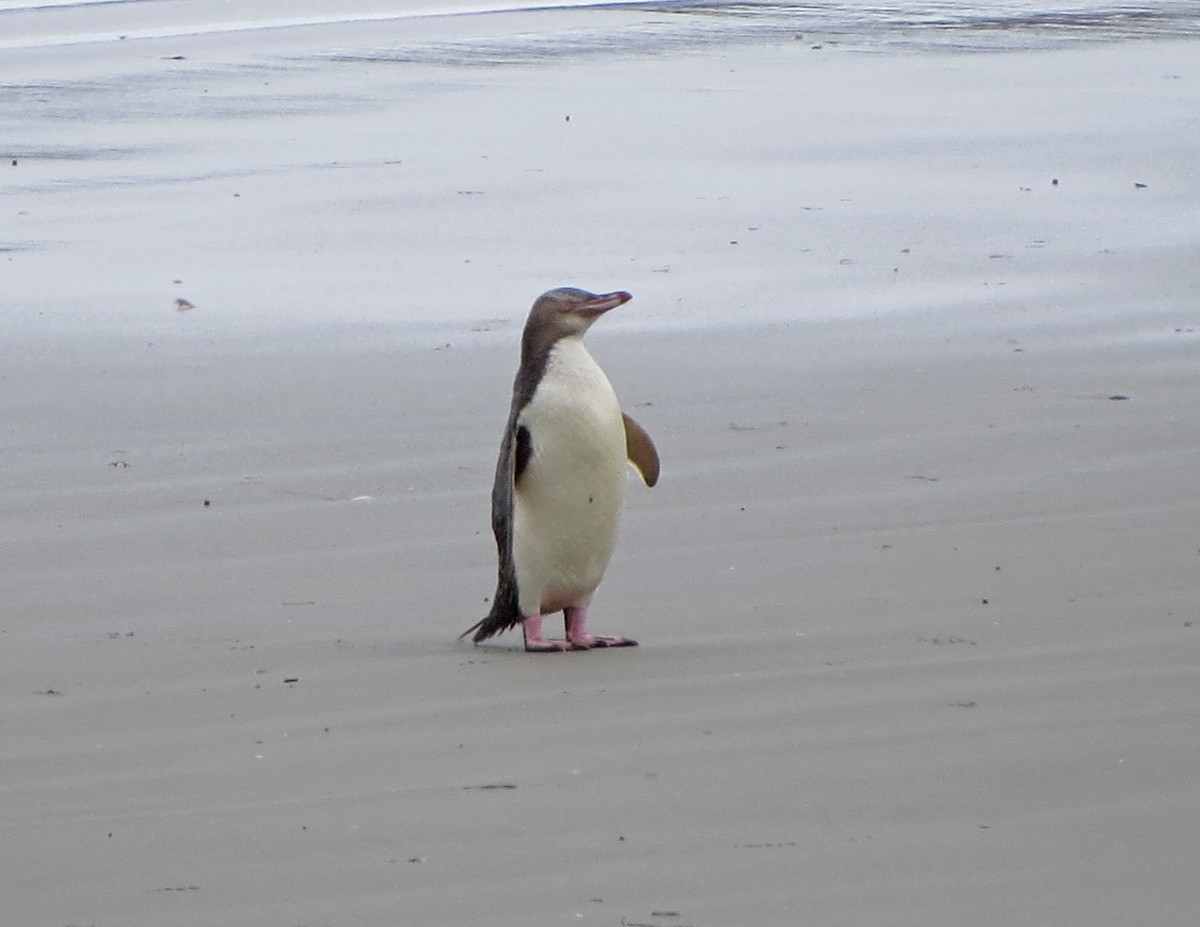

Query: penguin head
522;287;632;356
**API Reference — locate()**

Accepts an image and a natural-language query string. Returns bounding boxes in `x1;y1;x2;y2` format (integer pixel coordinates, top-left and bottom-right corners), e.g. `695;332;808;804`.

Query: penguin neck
545;334;594;374
542;336;614;401
515;333;588;411
522;326;589;362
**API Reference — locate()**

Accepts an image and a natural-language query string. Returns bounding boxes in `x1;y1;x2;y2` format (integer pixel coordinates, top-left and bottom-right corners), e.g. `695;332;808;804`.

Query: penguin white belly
512;339;627;617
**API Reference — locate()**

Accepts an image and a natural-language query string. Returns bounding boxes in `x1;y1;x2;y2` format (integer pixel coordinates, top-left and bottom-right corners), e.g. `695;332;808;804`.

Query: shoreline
6;33;1199;349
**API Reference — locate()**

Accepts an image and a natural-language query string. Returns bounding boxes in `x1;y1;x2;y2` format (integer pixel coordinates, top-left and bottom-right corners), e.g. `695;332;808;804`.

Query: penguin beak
579;291;632;316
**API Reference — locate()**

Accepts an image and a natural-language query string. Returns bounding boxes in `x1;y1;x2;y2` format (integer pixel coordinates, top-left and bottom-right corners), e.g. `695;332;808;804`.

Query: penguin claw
570;636;639;649
523;636;638;652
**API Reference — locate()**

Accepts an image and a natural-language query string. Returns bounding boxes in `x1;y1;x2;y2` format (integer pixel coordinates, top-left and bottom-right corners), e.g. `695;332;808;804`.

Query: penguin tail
460;577;523;644
458;608;521;644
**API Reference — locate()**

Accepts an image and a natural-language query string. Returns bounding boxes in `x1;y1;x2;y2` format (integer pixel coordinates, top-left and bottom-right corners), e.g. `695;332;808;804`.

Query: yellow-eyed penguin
460;287;659;652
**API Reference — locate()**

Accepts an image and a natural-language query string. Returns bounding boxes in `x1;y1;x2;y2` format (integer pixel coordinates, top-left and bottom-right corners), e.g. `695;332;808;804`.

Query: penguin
460;287;659;652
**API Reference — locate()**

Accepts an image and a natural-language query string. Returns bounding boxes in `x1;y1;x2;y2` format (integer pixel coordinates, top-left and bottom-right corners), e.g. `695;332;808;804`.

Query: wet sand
4;5;1200;926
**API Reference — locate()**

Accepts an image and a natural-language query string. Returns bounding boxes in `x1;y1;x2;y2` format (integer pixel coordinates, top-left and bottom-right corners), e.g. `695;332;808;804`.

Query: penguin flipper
460;417;526;644
622;412;660;487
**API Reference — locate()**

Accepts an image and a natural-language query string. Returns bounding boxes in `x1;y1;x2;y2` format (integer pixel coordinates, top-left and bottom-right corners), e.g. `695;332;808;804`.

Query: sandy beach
4;3;1200;925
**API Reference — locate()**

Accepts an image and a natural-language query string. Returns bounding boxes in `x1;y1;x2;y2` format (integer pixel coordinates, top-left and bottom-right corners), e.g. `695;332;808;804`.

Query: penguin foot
525;639;572;653
522;615;571;653
578;635;638;649
520;613;638;651
564;607;638;650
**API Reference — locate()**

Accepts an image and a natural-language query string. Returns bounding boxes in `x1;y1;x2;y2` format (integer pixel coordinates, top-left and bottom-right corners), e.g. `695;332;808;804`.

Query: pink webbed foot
564;606;638;650
521;614;571;653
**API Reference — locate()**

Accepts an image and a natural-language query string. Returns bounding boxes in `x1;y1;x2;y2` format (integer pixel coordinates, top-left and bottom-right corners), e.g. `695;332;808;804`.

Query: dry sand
4;5;1200;926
